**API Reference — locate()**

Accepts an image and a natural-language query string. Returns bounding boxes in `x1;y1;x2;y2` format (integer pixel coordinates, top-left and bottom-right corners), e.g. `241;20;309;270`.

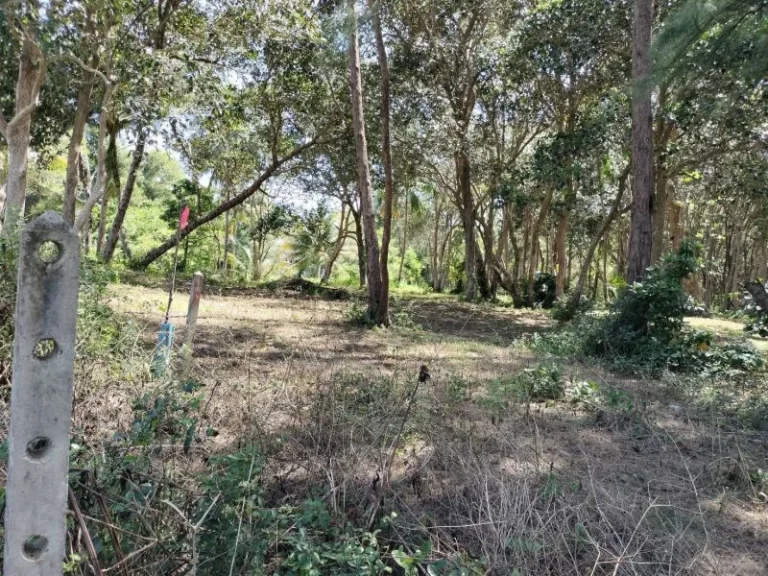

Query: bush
482;363;564;415
584;241;700;359
551;293;593;321
742;281;768;336
530;241;765;376
531;272;557;308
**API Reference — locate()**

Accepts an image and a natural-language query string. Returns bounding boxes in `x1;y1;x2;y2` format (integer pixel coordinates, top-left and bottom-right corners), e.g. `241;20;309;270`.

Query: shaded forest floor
86;284;768;574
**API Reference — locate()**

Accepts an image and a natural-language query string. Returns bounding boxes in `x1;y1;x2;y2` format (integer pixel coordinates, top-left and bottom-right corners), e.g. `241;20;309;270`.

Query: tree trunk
651;164;667;262
322;203;350;283
0;39;46;229
398;191;409;284
438;216;454;292
528;189;554;304
97;120;119;254
348;0;384;323
223;188;231;274
457;150;477;299
554;209;569;298
651;86;669;263
352;206;366;287
626;0;655;283
102;130;147;261
75;82;114;232
430;194;443;290
370;0;393;324
78;146;92;252
565;165;630;313
601;236;609;301
63;71;94;225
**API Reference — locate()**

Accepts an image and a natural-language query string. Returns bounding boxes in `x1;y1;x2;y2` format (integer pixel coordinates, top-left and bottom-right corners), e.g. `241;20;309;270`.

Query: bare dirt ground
105;283;768;575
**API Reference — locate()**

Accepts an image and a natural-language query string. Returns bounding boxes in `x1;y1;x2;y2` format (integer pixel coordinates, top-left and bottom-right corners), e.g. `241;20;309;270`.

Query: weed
482;363;564;417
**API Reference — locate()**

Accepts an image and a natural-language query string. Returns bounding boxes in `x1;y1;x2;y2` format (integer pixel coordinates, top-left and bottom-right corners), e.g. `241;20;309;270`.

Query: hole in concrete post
26;436;51;459
22;535;48;560
37;240;61;264
33;338;57;359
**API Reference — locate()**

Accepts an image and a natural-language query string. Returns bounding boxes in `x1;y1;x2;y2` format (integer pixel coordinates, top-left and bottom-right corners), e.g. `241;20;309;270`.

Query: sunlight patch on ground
686;316;768;352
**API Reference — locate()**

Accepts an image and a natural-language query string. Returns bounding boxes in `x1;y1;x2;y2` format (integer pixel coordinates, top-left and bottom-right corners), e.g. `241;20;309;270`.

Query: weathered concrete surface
4;212;80;575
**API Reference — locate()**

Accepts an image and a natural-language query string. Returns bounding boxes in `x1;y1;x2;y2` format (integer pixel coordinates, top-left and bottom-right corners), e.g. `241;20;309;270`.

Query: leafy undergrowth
1;279;767;575
538;242;765;378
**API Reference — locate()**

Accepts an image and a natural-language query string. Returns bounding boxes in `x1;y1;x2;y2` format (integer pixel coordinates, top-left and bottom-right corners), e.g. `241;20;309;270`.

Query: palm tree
291;203;334;279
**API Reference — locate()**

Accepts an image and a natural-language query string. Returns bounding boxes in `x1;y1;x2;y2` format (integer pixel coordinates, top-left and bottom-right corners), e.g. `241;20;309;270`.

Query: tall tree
393;0;496;300
370;0;394;323
347;0;386;324
626;0;655;282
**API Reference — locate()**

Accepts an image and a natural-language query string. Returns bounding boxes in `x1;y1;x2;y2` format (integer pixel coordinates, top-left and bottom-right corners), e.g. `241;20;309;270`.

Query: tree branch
132;136;324;268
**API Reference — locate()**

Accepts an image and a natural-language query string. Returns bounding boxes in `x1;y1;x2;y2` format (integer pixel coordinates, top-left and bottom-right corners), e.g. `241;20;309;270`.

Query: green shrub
483;363;564;413
198;447;391;575
551;293;593;321
527;242;764;376
584;241;700;360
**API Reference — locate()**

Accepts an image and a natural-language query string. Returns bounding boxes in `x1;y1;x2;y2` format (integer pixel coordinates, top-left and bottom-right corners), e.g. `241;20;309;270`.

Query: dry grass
686;317;768;352
3;282;767;574
105;284;768;574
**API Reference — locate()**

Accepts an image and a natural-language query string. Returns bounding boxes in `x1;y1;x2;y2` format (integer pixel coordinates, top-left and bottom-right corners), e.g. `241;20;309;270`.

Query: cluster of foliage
536;242;764;375
2;0;767;309
480;363;565;418
584;241;702;360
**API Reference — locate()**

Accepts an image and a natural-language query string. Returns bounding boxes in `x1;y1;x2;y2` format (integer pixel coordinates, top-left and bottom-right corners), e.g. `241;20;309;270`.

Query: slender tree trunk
511;225;521;288
78;146;92;252
63;71;94;224
601;236;609;300
485;205;497;298
457;151;477;299
651;86;669;263
626;0;655;282
651;164;667;262
566;165;630;312
398;191;409;284
322;203;350;283
499;204;510;267
348;0;384;322
438;216;454;292
668;184;684;252
591;259;600;300
351;206;366;287
223;188;231;274
528;189;554;304
554;210;569;298
1;38;46;229
102;130;147;261
370;0;393;324
521;207;530;282
431;194;443;290
97;121;119;254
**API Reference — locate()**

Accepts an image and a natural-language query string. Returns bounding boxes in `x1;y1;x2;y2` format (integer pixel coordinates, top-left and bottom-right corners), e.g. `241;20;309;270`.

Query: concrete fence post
4;212;80;576
186;271;204;347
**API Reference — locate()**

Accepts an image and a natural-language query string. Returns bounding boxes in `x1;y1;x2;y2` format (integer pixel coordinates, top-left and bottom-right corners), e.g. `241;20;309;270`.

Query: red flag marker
179;205;190;230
